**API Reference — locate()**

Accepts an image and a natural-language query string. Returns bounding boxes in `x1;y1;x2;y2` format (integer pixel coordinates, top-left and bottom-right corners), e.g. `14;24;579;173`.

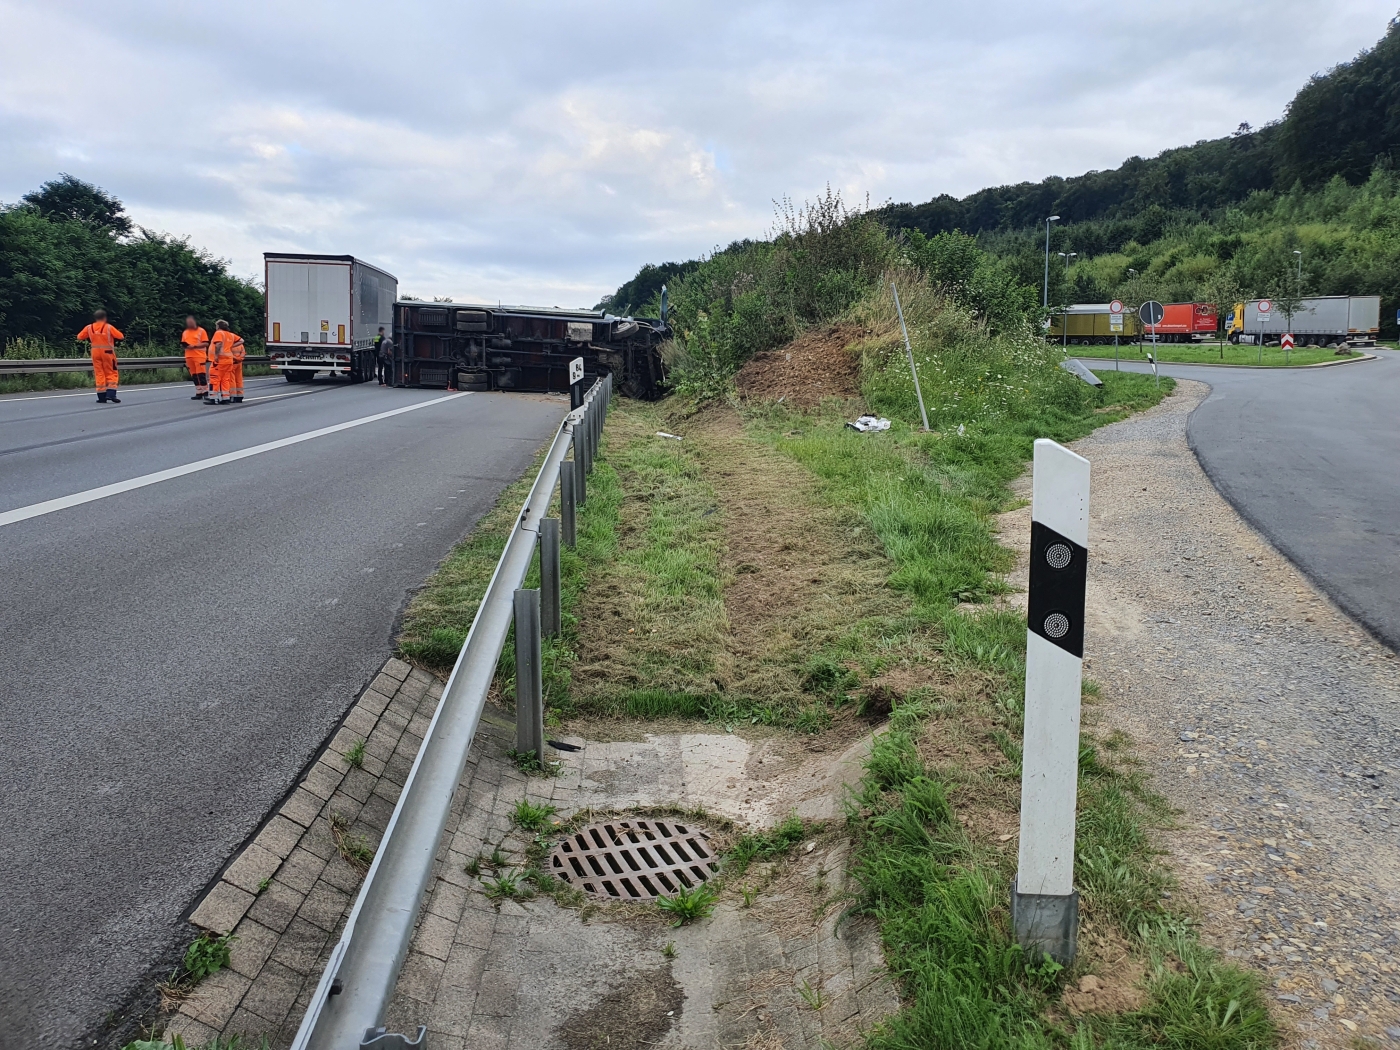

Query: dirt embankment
733;324;868;407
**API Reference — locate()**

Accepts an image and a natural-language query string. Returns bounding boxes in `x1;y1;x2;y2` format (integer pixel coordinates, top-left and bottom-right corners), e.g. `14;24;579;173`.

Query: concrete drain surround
548;819;718;900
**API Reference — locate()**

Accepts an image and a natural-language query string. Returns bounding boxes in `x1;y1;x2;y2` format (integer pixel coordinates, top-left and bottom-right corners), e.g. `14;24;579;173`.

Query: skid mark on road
0;393;471;527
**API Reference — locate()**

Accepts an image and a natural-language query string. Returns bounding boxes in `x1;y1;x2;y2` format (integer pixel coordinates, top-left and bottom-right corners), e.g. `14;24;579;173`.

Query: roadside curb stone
167;657;445;1047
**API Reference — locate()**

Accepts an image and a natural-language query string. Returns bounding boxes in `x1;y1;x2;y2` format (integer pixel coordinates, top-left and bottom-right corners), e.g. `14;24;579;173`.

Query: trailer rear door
267;259;351;346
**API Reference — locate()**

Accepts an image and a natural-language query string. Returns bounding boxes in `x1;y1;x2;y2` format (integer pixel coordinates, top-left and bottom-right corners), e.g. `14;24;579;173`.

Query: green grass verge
745;355;1275;1047
1066;341;1363;367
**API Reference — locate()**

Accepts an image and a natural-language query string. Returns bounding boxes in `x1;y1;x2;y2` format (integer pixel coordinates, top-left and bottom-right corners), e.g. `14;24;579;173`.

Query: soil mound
735;323;866;407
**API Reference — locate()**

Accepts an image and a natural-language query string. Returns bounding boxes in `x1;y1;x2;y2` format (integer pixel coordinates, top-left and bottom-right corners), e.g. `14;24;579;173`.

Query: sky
1;0;1394;306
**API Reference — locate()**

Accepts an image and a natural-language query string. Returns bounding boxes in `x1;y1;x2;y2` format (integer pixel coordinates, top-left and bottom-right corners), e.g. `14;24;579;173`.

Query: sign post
1013;438;1090;966
1108;300;1124;370
1256;300;1272;365
568;356;585;410
1139;301;1164;389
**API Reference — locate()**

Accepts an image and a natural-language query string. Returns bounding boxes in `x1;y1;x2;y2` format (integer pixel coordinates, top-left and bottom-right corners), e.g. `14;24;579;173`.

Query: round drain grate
548;819;718;901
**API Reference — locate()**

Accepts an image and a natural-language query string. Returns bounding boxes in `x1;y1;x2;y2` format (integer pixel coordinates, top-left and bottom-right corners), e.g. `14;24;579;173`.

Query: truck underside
393;304;667;400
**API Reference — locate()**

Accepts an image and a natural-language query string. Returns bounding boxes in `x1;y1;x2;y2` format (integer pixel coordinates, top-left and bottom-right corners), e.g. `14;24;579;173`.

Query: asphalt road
1077;350;1400;652
0;376;566;1048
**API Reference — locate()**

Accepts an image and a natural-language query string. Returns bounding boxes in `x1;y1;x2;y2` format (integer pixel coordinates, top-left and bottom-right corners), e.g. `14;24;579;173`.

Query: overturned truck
392;301;667;399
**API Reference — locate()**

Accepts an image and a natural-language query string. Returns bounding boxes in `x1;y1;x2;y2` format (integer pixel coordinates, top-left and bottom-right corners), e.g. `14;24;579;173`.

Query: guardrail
291;373;613;1050
0;355;271;375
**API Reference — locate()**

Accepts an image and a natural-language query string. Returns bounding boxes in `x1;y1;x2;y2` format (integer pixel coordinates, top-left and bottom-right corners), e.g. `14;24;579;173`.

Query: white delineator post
1013;438;1090;965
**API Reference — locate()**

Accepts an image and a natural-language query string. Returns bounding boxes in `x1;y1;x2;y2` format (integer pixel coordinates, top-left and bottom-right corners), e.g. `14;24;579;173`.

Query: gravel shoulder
998;380;1400;1048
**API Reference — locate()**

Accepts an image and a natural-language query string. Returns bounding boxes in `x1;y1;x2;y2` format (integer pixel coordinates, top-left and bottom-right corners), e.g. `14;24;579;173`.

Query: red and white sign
1109;299;1124;314
1258;299;1272;314
1281;333;1295;351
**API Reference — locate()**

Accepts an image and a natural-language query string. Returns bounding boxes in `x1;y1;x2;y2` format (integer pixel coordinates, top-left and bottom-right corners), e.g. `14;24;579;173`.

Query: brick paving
169;660;897;1049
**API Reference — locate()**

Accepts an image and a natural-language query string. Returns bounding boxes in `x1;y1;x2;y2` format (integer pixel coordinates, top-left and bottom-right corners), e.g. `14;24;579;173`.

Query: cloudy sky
1;0;1393;306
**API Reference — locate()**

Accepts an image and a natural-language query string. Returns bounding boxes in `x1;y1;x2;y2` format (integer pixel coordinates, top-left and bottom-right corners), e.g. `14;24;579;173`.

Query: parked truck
1227;295;1380;346
1047;304;1142;344
393;300;667;399
1144;302;1217;342
264;253;397;382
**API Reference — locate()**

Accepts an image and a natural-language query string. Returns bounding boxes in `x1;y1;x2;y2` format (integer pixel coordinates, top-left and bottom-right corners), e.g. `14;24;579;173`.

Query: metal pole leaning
540;519;561;638
560;466;577;547
514;588;544;760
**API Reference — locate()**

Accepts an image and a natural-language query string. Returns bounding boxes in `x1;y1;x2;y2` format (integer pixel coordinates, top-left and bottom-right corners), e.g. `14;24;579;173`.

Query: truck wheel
285;371;299;383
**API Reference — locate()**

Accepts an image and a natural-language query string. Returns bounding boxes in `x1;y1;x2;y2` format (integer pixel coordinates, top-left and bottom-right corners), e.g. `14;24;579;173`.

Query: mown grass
1067;340;1362;367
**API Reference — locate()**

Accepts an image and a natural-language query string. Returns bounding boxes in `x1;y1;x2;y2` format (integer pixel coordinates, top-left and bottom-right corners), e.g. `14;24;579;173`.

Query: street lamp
1293;249;1303;286
1043;215;1060;308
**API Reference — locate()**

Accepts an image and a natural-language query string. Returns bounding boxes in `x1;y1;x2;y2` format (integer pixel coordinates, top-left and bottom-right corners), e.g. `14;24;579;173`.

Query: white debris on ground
844;415;891;432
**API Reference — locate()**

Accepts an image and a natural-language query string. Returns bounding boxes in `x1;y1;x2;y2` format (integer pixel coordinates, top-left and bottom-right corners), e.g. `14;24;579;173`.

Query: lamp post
1043;215;1060;308
1057;253;1077;349
1293;249;1303;286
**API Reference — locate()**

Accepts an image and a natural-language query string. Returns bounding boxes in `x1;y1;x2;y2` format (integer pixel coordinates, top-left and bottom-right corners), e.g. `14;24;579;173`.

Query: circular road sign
1138;300;1165;326
1258;299;1272;313
1109;299;1124;314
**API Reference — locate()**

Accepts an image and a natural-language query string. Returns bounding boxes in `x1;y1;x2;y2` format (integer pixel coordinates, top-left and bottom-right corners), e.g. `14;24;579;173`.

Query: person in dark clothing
374;327;394;385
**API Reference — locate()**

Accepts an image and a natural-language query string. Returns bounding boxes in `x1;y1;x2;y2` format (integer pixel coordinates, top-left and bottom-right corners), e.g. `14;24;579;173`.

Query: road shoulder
998;380;1400;1047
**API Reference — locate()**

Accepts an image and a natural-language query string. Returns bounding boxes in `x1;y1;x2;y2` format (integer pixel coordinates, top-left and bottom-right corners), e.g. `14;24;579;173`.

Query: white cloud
1;0;1393;305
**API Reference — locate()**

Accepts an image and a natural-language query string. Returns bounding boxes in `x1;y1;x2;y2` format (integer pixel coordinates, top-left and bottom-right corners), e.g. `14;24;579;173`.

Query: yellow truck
1046;304;1142;344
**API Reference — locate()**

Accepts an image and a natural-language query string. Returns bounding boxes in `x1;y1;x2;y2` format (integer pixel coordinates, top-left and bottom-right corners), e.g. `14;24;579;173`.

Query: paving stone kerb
170;656;438;1046
170;655;897;1049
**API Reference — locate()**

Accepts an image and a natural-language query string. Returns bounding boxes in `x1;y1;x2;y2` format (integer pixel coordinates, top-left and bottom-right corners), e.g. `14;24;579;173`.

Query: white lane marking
0;393;470;527
0;377;284;404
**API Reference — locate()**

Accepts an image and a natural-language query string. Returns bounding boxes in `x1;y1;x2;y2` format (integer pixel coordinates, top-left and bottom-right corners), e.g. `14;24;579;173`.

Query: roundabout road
1076;350;1400;652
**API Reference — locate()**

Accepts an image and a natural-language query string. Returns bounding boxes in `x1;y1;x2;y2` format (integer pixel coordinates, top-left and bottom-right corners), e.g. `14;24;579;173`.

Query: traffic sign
1258;299;1272;314
569;356;584;385
1138;300;1165;326
1109;299;1124;315
1281;333;1295;351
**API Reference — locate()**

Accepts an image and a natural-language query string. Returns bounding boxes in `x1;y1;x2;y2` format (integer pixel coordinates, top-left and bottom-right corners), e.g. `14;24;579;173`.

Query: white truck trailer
264;253;397;382
1232;295;1380;347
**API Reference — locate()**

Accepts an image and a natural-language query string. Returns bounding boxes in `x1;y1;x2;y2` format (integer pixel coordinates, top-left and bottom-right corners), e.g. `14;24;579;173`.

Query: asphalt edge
1181;381;1400;655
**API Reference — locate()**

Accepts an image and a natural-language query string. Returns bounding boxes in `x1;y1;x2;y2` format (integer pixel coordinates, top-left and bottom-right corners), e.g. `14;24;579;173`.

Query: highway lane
0;377;567;1047
1075;350;1400;651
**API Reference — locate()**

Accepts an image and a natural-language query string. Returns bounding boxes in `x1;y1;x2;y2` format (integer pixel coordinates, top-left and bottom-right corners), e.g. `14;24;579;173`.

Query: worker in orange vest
76;309;124;403
180;315;211;400
206;321;245;405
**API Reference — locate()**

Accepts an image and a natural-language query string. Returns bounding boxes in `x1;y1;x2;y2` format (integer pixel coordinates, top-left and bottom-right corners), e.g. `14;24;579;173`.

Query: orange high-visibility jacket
210;329;245;363
181;327;210;364
77;322;123;354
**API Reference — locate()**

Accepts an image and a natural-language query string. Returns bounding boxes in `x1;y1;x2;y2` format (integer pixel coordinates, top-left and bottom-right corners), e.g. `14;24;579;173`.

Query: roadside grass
393;275;1274;1044
735;322;1274;1047
1067;340;1362;367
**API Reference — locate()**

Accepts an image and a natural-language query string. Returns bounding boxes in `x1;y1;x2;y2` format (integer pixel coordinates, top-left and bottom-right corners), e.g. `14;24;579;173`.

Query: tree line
0;175;263;355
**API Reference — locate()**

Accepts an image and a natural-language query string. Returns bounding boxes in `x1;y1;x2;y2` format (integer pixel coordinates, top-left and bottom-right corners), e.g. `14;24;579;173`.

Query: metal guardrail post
514;588;544;759
540;519;561;638
560;466;577;547
574;440;587;508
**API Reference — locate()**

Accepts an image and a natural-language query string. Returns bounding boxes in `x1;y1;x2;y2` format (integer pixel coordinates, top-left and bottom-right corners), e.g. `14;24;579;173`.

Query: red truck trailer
1143;302;1217;343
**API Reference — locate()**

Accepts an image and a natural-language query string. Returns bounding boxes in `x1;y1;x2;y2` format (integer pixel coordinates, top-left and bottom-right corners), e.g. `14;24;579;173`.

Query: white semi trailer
264;253;397;383
1232;295;1380;347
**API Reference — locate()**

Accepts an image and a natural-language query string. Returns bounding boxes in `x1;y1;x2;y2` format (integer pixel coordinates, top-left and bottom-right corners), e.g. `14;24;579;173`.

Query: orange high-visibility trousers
92;350;119;393
213;357;238;397
229;361;244;398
